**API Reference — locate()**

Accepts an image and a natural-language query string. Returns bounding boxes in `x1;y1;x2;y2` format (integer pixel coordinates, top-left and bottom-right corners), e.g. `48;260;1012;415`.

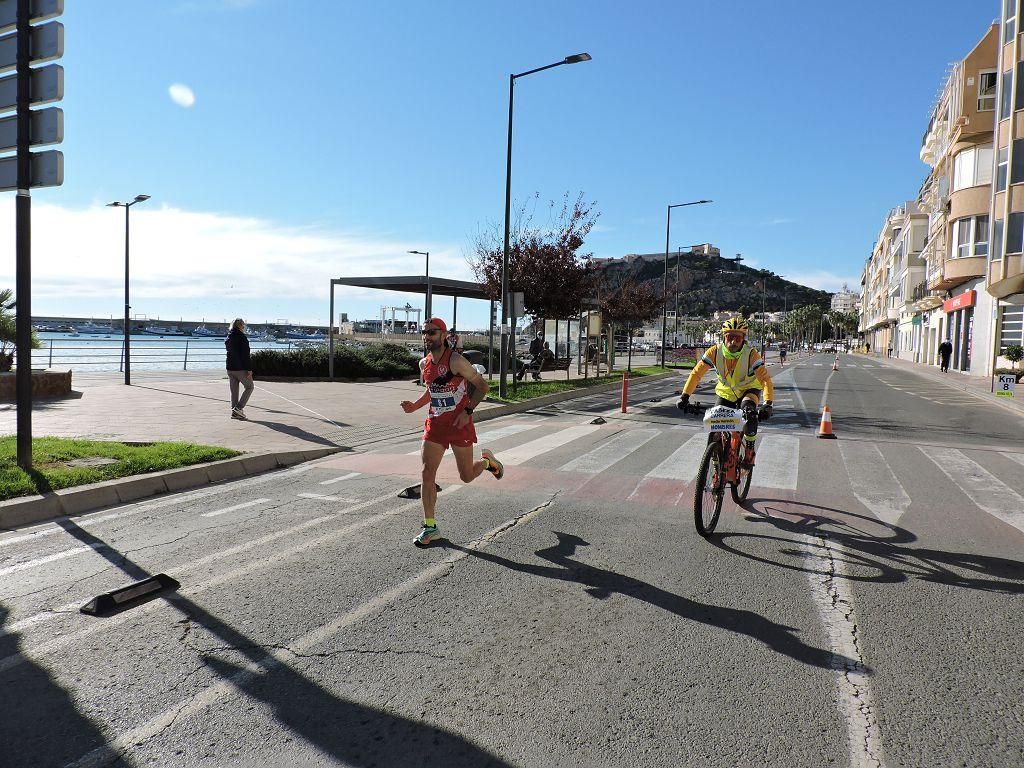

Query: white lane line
558;429;660;474
200;498;271;519
642;433;707;482
0;486;448;668
0;546;94;578
295;493;357;503
838;442;910;524
0;476;287;549
750;435;799;490
920;446;1024;534
319;472;361;486
498;424;602;466
64;486;545;768
801;534;887;768
1002;452;1024;468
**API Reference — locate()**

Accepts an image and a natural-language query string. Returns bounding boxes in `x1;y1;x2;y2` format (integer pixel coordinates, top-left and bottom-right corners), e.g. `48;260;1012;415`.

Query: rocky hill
595;250;831;316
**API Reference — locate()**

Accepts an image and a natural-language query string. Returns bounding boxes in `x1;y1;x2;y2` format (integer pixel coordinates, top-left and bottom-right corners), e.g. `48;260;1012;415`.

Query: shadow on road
443;531;859;673
3;519;512;767
716;498;1024;594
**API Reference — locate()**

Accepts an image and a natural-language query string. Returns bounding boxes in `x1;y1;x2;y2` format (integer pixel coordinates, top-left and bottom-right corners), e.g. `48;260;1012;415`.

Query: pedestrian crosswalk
366;414;1024;535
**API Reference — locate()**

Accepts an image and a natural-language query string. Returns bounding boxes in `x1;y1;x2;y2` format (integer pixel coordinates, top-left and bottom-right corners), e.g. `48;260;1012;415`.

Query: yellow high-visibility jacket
683;343;774;402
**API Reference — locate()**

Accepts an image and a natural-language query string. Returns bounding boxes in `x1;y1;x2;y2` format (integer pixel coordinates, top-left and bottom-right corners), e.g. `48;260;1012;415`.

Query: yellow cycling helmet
721;317;749;335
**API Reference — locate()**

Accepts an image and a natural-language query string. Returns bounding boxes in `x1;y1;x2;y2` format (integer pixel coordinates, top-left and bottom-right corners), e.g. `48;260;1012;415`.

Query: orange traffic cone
817;405;837;439
832;356;839;371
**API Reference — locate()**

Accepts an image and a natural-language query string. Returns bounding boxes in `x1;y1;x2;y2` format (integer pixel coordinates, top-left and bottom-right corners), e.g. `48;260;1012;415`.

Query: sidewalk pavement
856;352;1024;417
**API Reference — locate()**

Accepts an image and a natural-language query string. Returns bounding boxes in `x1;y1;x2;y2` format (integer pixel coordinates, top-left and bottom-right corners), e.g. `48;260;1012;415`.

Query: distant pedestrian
778;343;787;368
535;341;555;379
938;339;953;373
865;342;871;354
446;327;463;353
225;318;254;420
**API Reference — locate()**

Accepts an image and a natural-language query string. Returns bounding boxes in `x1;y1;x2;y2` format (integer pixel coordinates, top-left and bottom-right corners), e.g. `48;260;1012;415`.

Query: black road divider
397;483;442;499
80;574;181;617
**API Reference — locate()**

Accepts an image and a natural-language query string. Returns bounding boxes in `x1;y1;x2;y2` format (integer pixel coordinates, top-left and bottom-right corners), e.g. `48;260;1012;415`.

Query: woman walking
225;318;254;420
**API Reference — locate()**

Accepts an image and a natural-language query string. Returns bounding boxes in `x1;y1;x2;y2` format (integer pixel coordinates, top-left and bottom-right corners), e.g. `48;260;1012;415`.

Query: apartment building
830;287;859;314
990;2;1024;369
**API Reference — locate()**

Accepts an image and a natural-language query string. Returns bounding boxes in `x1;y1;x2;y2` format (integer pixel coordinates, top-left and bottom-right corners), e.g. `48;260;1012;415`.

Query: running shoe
481;449;504;479
231;408;247;420
740;442;756;469
413;525;440;548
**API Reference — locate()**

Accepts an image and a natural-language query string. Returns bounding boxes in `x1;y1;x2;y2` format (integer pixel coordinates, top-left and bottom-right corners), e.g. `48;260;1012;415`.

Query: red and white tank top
422;348;468;419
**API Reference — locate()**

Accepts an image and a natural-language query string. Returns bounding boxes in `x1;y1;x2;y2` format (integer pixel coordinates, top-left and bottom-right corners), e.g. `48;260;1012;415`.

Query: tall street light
662;199;712;367
107;194;150;385
500;52;592;398
408;250;431;319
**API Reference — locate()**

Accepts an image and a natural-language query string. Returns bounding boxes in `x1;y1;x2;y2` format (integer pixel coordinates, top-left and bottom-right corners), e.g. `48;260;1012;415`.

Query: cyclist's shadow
720;498;1024;594
442;532;863;673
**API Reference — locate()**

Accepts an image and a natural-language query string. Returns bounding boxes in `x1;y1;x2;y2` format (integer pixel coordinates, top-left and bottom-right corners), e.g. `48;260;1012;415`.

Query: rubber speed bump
80;574;180;617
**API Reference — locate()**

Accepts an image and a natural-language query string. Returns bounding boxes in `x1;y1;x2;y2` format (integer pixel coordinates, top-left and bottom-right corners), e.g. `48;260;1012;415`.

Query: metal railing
28;337;315;372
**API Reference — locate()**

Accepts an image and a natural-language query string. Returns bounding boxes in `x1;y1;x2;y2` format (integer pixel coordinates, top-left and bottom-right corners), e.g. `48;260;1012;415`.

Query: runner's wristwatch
464;407;474;414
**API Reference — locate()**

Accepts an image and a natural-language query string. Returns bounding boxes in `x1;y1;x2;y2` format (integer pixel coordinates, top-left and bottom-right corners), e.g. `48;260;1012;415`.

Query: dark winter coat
938;341;953;359
225;328;251;370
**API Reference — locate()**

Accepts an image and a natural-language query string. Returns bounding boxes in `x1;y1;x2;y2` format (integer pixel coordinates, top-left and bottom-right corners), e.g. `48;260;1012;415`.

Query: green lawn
0;437;240;501
486;364;688;404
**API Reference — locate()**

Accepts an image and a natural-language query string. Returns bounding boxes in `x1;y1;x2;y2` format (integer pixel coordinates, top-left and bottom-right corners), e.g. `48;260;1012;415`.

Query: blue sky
0;0;1002;329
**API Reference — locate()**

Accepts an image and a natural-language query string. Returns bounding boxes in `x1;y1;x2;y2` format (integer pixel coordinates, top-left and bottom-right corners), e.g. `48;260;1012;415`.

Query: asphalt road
2;354;1023;767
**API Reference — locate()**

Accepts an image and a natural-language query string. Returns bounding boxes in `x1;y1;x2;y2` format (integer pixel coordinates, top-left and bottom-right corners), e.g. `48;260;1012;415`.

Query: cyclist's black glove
677;393;691;411
758;403;773;421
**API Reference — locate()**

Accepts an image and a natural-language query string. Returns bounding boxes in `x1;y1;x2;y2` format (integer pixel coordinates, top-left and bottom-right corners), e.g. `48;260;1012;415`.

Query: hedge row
251;343;419;379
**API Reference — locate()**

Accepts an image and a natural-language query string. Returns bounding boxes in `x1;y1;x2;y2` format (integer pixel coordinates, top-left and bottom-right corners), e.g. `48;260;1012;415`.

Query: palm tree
0;288;41;371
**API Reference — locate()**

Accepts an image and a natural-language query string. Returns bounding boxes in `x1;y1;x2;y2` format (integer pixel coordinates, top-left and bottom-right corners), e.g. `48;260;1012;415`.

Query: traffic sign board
0;105;59;152
995;374;1017;398
0;19;62;73
0;148;61;191
0;0;62;34
0;63;61;112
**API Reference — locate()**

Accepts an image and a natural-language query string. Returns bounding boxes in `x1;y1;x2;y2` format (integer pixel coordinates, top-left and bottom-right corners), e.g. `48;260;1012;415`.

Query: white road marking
404;420;542;454
498;424;602;466
0;546;94;578
839;442;910;524
802;534;887;768
558;429;660;474
64;487;547;768
1002;452;1024;468
750;435;799;490
920;446;1024;534
319;472;361;485
200;498;272;519
0;487;451;668
295;493;357;503
642;433;708;481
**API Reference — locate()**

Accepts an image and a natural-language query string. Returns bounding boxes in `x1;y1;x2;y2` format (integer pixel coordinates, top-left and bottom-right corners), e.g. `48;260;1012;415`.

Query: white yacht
142;325;188;336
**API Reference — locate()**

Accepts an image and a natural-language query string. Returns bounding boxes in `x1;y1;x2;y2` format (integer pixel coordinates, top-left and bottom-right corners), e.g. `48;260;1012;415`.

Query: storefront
942;289;976;372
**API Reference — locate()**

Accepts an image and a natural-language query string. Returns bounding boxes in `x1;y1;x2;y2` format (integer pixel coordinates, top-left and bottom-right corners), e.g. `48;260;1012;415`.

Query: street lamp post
408;250;431;318
661;200;712;367
499;52;592;398
107;194;150;386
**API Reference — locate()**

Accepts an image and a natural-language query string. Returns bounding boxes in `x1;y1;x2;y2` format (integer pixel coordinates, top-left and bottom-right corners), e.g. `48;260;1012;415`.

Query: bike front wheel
694;440;724;537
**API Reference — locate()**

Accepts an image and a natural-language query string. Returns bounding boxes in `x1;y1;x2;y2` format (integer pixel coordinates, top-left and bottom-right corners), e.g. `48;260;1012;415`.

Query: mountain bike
681;401;763;537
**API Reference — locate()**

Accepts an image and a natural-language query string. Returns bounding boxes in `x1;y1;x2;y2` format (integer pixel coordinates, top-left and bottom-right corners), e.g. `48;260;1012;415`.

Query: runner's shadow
249;420;345;448
442;532;860;673
718;499;1024;594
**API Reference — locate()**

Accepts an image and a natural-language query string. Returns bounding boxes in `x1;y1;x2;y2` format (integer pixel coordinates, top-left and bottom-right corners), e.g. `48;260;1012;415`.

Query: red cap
425;317;447;334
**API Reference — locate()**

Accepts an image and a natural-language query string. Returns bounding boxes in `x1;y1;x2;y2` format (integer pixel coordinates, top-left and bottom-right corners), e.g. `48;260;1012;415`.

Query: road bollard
621;370;629;413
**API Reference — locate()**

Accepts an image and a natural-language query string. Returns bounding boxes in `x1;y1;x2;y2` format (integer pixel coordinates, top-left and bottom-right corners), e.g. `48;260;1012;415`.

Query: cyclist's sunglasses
421;328;441;336
724;332;745;342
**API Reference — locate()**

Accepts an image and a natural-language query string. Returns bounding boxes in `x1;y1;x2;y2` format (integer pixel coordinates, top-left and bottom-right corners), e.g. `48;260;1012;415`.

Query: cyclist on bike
678;317;774;468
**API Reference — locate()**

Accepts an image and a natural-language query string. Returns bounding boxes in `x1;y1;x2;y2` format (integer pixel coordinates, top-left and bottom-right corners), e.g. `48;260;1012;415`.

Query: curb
870;356;1024;418
474;370;678;421
0;447;341;531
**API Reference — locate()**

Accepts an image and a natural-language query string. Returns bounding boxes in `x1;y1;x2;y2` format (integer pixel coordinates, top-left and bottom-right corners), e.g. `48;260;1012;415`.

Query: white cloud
168;83;196;108
785;270;859;293
0;201;470;320
763;217;795;226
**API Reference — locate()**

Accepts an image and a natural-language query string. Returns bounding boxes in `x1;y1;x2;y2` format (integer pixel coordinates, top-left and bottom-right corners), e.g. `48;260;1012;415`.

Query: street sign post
995;374;1016;398
4;0;65;470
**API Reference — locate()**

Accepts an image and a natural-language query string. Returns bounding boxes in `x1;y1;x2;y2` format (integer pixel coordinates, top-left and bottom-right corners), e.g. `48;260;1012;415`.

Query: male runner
678;317;774;467
778;342;787;368
401;317;504;547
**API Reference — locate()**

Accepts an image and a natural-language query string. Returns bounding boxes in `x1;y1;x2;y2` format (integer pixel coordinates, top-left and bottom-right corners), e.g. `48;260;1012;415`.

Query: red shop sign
943;289;976;313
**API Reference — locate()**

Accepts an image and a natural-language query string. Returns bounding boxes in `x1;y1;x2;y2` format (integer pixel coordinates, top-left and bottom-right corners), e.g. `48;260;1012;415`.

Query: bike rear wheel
694;440;724;536
731;461;753;504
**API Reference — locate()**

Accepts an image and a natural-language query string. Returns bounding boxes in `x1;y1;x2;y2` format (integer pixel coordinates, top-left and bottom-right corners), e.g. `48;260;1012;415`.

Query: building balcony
987;255;1024;299
886;307;900;321
926;255;986;291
